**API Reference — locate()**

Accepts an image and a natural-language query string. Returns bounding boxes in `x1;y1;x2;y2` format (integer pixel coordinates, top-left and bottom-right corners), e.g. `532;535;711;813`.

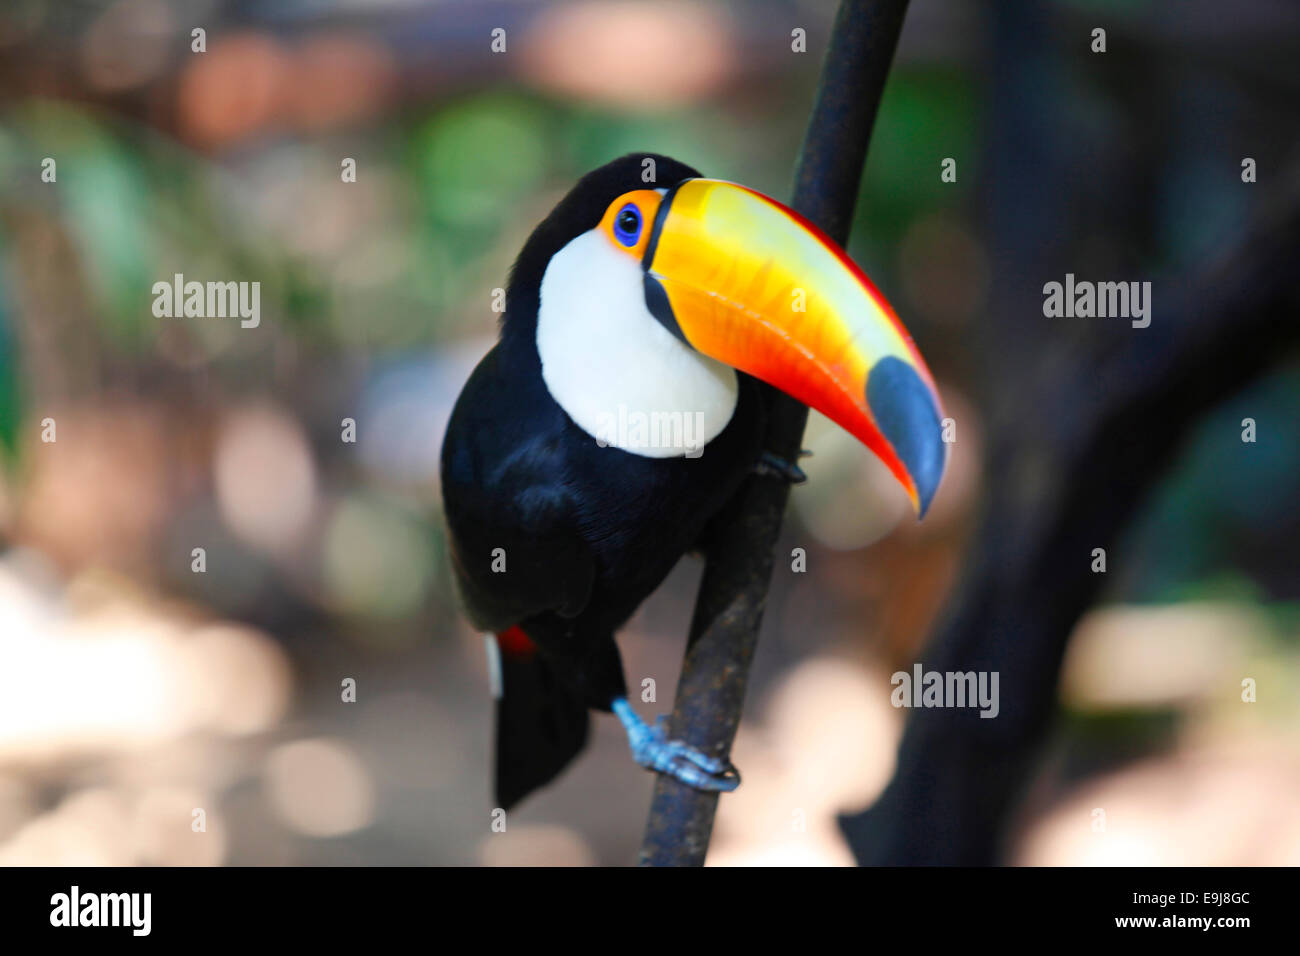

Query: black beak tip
865;356;946;519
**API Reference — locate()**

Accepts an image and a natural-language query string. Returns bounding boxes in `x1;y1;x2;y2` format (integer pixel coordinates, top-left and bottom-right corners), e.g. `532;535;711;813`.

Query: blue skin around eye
614;204;641;247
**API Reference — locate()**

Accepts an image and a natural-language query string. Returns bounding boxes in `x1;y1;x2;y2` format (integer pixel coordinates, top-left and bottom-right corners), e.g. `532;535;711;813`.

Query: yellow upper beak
640;179;947;516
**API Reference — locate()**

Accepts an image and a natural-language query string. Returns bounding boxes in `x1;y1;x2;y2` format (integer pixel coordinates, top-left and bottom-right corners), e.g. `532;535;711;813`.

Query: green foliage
859;67;977;242
0;252;20;458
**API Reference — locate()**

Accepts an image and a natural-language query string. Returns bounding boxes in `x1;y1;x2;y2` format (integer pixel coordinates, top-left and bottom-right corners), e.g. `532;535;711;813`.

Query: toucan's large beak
643;179;947;517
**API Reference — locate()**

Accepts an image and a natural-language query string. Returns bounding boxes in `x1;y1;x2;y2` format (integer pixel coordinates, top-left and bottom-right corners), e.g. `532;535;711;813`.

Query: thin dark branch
638;0;912;867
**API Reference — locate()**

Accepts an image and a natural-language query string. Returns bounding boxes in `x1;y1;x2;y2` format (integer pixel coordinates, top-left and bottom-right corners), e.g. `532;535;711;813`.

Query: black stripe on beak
642;180;684;274
642;181;691;347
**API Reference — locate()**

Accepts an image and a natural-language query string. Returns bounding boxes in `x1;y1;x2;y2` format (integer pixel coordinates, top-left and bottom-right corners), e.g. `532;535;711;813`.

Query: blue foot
612;699;740;792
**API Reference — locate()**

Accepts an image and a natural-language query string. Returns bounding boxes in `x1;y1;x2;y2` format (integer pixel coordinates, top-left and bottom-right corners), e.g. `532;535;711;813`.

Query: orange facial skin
598;189;662;261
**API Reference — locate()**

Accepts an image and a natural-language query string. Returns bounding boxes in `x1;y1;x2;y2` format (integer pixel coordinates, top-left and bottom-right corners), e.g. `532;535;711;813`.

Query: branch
638;0;912;867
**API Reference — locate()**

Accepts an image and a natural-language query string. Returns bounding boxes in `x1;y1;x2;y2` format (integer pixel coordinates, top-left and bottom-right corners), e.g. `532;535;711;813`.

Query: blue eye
613;203;641;247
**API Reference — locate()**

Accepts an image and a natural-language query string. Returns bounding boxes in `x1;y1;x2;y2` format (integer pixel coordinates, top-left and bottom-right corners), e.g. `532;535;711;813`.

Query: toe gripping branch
612;698;740;792
753;449;813;485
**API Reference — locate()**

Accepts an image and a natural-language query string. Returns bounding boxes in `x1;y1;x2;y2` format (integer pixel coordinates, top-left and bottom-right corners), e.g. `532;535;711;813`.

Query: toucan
440;154;945;809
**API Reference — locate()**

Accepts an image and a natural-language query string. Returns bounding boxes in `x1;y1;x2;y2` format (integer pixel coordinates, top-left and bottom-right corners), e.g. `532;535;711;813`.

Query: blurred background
0;0;1298;866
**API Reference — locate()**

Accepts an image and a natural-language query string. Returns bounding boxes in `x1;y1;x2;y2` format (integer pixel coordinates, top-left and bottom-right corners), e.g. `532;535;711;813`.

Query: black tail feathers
493;635;590;810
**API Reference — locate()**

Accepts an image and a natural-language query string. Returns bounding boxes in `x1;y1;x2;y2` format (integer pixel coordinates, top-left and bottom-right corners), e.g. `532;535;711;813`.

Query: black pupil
618;209;639;234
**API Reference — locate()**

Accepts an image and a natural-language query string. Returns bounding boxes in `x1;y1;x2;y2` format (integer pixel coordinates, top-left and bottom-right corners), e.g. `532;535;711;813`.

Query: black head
500;153;702;346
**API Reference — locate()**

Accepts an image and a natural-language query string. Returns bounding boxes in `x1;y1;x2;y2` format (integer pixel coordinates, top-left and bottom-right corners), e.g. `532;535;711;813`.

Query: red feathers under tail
491;627;589;809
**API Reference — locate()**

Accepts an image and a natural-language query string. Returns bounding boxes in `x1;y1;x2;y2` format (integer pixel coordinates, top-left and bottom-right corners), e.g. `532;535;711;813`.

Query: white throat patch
536;230;738;458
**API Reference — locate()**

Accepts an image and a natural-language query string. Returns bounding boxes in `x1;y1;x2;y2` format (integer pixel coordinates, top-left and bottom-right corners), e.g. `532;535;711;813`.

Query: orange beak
640;179;947;516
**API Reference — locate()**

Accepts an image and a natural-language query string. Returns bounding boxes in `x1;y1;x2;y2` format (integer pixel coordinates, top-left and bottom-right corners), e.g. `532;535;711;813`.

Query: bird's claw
616;702;740;792
633;730;741;791
753;450;809;485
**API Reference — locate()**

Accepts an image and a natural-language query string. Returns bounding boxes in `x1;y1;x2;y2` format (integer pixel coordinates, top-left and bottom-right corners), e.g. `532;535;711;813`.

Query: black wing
439;347;595;633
